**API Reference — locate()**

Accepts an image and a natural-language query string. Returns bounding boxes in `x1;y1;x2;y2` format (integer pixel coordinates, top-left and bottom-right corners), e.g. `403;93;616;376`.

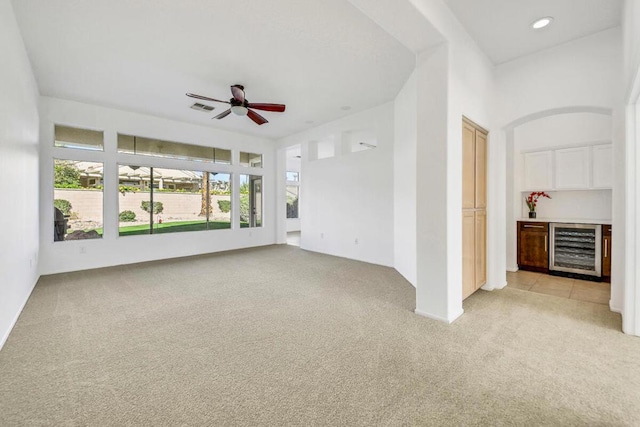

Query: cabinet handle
605;239;608;258
607;228;611;233
545;235;547;252
524;225;545;229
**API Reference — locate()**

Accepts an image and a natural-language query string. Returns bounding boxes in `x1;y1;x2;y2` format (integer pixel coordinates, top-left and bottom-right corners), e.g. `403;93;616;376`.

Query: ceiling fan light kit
186;85;285;125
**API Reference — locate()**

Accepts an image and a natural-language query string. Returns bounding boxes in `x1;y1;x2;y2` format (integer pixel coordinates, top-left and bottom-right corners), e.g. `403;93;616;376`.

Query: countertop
518;218;612;225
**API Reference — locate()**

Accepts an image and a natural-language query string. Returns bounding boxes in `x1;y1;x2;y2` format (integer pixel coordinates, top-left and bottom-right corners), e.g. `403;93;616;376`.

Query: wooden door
475;130;487;209
462;122;476;209
475;211;487;289
462;118;488;300
462;211;476;299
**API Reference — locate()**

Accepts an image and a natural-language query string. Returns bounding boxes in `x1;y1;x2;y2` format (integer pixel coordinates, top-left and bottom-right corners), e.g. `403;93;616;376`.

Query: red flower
526;191;551;212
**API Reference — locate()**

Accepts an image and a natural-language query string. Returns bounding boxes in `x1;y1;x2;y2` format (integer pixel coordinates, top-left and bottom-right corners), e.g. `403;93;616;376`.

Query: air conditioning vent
190;103;215;112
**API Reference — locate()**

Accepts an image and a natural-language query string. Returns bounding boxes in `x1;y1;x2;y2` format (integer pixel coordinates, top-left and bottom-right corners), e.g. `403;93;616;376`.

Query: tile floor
506;270;610;305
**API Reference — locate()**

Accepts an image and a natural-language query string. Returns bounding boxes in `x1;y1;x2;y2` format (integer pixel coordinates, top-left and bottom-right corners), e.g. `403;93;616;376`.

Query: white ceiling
443;0;622;64
11;0;416;139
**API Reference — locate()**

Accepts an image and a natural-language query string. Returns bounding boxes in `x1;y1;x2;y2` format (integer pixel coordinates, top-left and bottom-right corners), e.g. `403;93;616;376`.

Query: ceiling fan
186;85;286;125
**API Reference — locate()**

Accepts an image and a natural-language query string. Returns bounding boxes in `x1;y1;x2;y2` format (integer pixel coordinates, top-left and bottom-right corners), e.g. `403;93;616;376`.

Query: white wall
348;0;497;321
39;97;277;275
622;0;640;335
393;71;417;286
515;113;612;150
624;0;640;96
277;103;395;267
496;28;624;310
0;0;40;348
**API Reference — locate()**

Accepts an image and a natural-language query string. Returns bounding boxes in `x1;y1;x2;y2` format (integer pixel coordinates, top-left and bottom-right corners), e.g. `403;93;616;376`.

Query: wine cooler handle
545;235;547;252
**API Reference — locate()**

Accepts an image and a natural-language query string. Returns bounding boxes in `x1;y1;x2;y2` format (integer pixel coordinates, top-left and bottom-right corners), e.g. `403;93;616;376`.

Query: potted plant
526;191;551;218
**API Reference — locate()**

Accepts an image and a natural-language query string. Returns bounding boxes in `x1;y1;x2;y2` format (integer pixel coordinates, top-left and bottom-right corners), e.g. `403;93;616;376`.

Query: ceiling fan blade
247;109;268;125
231;85;245;103
213;109;232;120
186;93;230;104
247;103;286;112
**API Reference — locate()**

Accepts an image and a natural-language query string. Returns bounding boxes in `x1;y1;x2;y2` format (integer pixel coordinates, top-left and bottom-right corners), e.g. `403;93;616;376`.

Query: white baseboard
609;301;623;314
507;266;519;272
0;275;39;351
415;307;464;324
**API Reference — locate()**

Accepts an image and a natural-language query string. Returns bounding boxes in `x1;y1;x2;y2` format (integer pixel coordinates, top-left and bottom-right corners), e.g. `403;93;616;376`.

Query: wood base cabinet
602;225;611;282
517;221;549;272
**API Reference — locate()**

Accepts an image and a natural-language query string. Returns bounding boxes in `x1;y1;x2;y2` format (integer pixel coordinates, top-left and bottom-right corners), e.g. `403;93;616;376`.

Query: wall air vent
190;103;215;112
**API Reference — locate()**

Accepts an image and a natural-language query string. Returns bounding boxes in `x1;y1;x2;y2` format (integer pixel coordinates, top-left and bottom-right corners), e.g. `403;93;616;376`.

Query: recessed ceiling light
531;17;553;30
340;106;351;111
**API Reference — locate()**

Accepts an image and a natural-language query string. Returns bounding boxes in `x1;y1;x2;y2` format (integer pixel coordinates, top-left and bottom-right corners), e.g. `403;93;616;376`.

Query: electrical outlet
355;238;359;245
80;246;86;254
320;232;324;239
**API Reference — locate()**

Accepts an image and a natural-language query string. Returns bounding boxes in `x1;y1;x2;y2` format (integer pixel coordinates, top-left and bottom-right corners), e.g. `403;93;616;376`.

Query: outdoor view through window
117;166;231;236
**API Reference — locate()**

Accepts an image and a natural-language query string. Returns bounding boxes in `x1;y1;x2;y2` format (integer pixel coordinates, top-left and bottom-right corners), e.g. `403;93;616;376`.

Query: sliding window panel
286;186;299;219
54;159;104;241
240;174;263;227
149;168;207;234
118;164;151;236
209;173;232;230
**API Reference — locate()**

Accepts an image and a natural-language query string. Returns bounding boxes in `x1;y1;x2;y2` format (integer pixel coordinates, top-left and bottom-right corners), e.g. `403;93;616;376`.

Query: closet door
462;118;488;300
462;211;476;299
475;211;487;289
462;122;476;209
475;130;487;209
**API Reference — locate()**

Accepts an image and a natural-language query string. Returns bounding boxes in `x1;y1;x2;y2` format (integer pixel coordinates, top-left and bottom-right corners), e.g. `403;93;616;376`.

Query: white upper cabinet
555;146;590;189
523;151;553;190
521;143;612;191
592;144;613;189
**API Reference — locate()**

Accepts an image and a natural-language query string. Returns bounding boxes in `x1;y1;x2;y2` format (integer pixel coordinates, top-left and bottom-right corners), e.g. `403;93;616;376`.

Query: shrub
119;210;136;222
54;199;72;216
54;161;81;188
140;201;164;214
239;195;250;222
217;200;231;213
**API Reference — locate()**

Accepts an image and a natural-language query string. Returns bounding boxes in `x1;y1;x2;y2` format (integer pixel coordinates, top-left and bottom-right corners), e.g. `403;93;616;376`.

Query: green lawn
117;220;234;236
90;220;254;237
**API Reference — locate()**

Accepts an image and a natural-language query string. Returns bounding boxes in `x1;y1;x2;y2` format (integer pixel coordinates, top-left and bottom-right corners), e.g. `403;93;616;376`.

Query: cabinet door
462;122;476;209
555;146;590;189
475;130;487;209
475;211;487;289
592;144;613;189
523;151;553;190
519;229;549;269
602;235;611;277
462;211;476;299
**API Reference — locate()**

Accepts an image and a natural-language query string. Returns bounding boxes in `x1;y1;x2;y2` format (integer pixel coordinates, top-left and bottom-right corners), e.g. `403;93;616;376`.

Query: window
54;160;103;241
55;125;104;151
240;174;262;227
286;171;299;182
239;152;262;168
286;186;299;219
118;134;231;164
118;165;231;236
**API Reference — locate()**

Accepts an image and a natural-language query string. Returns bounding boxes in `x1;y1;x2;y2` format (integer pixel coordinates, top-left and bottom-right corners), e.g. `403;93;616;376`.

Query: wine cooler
549;223;602;277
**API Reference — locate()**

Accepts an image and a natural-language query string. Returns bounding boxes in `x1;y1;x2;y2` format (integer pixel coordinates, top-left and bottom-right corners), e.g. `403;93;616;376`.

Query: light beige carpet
1;245;639;426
